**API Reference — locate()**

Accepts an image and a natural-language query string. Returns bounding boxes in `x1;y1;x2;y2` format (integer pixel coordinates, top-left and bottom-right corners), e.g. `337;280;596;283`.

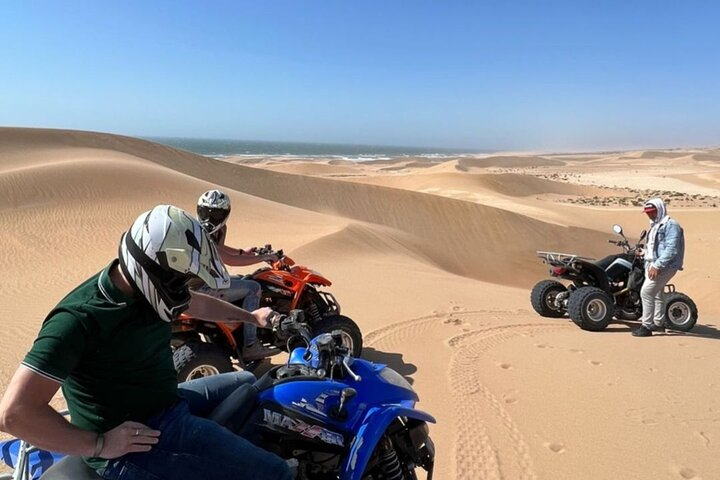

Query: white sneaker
286;458;299;477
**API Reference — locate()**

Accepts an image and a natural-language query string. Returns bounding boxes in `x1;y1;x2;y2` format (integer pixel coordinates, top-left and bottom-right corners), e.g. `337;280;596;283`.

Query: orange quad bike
171;245;363;382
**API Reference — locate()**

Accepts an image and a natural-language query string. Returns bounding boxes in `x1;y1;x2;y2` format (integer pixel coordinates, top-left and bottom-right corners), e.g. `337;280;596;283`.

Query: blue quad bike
0;310;435;480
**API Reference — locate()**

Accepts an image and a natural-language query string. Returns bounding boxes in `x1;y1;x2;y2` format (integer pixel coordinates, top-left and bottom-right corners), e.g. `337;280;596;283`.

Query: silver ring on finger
135;428;140;437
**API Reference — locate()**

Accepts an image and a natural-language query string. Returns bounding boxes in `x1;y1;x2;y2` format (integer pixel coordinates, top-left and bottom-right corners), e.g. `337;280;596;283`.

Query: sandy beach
1;127;720;479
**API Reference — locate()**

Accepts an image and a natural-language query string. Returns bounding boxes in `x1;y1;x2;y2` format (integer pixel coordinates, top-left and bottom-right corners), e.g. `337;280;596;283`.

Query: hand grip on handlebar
273;309;306;332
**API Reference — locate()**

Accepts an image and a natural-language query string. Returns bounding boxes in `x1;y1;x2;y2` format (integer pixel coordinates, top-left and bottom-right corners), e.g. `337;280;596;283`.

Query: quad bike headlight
379;367;413;392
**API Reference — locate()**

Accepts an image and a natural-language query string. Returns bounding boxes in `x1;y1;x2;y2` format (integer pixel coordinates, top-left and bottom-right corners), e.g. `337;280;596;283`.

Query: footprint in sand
543;442;566;454
694;431;711;448
466;385;480;395
589;360;603;366
443;317;462;326
535;343;549;349
568;348;583;354
503;391;519;405
497;362;513;370
677;466;699;479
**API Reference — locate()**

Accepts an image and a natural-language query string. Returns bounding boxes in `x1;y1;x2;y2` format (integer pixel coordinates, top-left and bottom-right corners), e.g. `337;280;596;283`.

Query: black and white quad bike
530;224;698;332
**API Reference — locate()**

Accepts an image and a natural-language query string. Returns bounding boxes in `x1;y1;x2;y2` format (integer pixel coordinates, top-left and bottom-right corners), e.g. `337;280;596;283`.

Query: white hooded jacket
643;198;684;270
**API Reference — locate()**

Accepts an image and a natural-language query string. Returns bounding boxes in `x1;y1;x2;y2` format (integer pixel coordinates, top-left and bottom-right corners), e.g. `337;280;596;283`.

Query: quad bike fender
302;272;332;287
574;259;611;292
0;438;65;478
340;406;436;480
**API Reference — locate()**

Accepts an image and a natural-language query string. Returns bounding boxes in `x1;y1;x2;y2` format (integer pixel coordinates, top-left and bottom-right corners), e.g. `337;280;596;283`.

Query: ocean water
146;137;485;161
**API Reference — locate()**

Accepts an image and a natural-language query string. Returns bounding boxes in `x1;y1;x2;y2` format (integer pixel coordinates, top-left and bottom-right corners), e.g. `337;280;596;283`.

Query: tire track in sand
449;323;564;480
365;310;568;480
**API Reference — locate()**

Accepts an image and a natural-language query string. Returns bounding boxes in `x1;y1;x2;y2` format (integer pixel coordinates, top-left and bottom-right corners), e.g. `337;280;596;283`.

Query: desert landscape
1;127;719;479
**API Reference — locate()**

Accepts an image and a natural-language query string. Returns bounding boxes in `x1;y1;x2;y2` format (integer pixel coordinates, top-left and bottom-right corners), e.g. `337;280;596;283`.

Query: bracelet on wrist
92;432;105;458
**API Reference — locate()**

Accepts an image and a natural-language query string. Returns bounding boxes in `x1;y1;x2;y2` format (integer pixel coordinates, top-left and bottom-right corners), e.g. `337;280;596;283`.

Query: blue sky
1;1;719;150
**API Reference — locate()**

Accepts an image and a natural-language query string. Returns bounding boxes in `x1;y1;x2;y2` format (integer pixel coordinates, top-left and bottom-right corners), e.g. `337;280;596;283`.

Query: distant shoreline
145;136;490;160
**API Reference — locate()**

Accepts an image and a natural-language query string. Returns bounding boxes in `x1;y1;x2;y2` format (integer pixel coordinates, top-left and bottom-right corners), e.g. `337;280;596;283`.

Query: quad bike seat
593;254;618;270
39;455;100;479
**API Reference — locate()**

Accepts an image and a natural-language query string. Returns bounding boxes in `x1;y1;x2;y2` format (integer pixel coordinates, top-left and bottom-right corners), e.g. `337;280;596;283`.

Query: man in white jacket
632;198;685;337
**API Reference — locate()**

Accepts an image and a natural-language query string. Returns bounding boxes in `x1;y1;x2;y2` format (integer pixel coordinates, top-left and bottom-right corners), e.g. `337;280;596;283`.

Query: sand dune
691;152;720;163
635;150;693;159
1;128;720;479
457;155;565;170
345;172;616;198
254;161;361;176
136;154;617;287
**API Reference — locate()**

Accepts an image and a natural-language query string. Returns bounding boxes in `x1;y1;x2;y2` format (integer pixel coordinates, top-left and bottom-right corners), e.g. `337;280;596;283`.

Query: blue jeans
198;276;262;346
100;372;292;480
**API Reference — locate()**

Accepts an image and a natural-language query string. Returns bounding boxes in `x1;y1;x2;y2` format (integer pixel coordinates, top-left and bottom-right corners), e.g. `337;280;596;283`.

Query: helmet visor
197;206;229;234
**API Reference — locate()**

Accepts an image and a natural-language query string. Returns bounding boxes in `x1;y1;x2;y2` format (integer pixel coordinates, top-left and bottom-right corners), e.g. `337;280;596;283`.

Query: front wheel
567;287;614;331
313;315;363;357
170;332;200;351
173;341;233;383
530;280;567;318
665;292;698;331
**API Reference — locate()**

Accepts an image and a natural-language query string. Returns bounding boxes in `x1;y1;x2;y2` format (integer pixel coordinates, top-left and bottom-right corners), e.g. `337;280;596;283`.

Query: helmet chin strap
204;218;228;235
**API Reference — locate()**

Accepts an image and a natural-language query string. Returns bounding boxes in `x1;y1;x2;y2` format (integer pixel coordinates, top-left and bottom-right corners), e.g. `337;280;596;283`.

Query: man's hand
263;254;280;263
101;421;160;459
253;307;278;329
648;265;659;280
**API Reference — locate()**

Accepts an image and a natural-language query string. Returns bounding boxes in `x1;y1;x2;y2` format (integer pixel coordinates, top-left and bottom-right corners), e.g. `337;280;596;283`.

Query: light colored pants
198;276;262;346
640;263;678;328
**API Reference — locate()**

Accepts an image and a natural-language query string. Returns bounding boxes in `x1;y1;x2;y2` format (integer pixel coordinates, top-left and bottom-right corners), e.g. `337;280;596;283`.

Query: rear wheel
567;287;614;331
313;315;363;357
665;293;698;331
173;341;233;383
530;280;567;318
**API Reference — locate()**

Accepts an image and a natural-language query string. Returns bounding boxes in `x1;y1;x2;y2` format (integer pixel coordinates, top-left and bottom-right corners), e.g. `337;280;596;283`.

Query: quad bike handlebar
250;244;295;270
273;309;358;381
272;309;312;341
253;244;283;258
608;225;646;256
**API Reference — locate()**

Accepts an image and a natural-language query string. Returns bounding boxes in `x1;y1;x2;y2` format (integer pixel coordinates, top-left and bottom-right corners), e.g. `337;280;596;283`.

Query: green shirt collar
98;260;137;306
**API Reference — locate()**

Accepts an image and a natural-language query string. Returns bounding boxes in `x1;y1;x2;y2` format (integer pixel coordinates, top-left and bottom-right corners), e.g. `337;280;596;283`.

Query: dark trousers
100;372;292;480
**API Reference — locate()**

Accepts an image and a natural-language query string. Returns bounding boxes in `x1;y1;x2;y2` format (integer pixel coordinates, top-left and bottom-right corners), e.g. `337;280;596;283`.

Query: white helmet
119;205;230;322
197;189;231;235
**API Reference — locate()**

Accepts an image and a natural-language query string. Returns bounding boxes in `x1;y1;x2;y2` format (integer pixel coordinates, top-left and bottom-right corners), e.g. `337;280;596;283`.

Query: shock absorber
377;438;404;480
307;302;322;323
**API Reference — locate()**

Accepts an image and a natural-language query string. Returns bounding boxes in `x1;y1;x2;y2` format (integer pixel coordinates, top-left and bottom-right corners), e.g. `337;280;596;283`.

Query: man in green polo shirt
0;205;293;479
